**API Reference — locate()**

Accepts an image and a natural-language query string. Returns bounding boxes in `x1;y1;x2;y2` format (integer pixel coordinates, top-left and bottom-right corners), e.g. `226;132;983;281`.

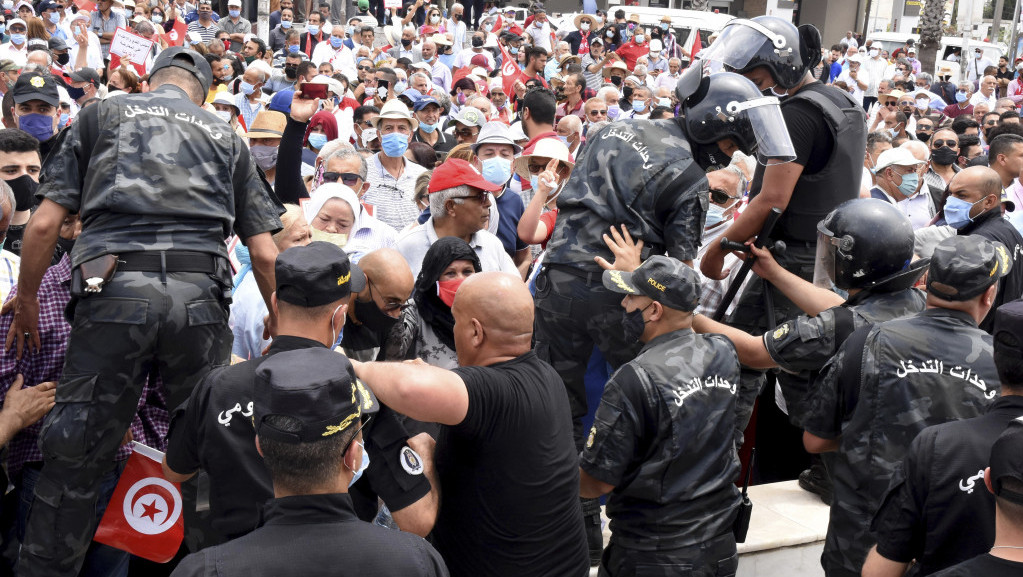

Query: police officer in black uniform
803;235;1009;577
692;199;927;447
580;256;742;577
170;348;449;577
696;15;869;490
864;300;1023;576
535;70;793;562
6;47;284;577
163;242;436;543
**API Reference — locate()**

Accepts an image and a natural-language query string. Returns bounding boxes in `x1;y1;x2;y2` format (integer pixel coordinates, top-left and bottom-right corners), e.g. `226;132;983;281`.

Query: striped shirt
363;153;428;231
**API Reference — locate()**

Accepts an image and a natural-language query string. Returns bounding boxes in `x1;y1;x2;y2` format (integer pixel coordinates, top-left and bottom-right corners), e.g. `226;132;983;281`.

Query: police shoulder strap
835;321;872;420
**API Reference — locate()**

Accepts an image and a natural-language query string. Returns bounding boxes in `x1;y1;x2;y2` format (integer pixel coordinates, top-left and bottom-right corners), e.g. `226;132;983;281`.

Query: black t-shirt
432;352;589;577
930;553;1023;577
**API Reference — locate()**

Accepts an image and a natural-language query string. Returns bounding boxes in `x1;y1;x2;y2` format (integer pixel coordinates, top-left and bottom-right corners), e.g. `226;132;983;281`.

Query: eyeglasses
367;280;412;313
357;65;372;71
710;189;740;204
454;128;478;138
931;139;959;148
322;171;362;186
452;190;490;203
985;119;999;126
884;101;898;108
588;109;608;117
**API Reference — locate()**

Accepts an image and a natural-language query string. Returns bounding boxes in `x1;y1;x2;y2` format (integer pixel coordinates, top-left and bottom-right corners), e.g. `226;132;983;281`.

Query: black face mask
471;36;483;48
609;75;622;87
52;235;74;265
453;13;461;21
931;146;958;166
916;131;931;143
284;65;297;79
56;52;69;66
8;173;37;211
401;38;412;47
622;85;633;100
622;307;646;342
353;297;401;334
67;85;86;101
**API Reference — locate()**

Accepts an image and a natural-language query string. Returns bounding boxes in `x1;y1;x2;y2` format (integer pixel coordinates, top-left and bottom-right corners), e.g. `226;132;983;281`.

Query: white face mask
869;49;879;58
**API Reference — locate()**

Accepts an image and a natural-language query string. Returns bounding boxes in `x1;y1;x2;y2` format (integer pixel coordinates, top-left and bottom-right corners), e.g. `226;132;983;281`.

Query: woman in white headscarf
302;182;397;263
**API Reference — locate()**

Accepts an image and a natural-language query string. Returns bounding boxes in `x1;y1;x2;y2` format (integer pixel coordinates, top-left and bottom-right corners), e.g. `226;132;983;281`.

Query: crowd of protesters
0;1;1020;577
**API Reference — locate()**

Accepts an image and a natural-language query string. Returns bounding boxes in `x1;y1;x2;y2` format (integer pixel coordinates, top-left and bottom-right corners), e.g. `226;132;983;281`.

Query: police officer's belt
118;251;217;274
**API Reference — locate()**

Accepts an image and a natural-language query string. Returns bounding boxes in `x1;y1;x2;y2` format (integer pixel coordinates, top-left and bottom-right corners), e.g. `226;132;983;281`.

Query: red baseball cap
428;158;504;194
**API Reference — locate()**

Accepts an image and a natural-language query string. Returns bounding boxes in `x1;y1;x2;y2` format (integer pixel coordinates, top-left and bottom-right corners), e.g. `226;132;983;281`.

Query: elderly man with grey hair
388;25;423;62
396;158;517;279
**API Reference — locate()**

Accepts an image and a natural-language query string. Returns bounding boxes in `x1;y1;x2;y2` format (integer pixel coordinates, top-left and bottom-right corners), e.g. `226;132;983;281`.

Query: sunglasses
322;172;362;186
357;65;373;71
985;119;999;126
710;189;740;204
588;109;608;117
454;128;478;138
932;139;959;148
884;101;898;108
452;190;490;203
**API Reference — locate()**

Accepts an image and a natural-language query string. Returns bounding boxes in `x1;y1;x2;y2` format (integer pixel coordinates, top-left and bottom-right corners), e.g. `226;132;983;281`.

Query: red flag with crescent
498;40;519;99
164;19;187;47
93;443;184;563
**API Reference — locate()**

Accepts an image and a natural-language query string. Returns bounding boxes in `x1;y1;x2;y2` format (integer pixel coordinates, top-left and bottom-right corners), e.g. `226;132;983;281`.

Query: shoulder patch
586;425;596;449
400;446;424;476
772;324;789;340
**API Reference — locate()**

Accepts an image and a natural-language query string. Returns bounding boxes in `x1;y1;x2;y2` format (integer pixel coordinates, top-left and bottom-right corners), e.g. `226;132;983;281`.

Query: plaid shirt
363;153;428;231
0;256;168;474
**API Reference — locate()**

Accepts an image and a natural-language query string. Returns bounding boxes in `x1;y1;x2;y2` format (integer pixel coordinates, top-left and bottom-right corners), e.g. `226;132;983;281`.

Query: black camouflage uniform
802;236;1010;577
19;52;283;576
537;118;709;449
763;288;926;427
582;257;742;577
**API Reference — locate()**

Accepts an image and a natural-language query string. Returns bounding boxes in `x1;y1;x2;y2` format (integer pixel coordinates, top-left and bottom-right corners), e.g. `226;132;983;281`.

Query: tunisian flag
163;19;187;47
498;40;520;98
691;31;702;57
93;443;184;563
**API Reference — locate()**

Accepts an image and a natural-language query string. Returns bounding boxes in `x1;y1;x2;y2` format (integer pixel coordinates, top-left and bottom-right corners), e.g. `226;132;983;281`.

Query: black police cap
275;241;366;307
253;349;379;444
927;236;1012;302
150;46;214;97
12;71;59;107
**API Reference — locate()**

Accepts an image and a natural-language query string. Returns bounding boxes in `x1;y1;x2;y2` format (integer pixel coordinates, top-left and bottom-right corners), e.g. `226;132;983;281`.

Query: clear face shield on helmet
697;19;793;73
724;96;796;165
813;220;854;290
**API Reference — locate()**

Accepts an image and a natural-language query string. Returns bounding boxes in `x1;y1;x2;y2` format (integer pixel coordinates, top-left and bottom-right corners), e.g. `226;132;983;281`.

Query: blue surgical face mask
896;171;919;198
529;174;538;189
419;121;437;133
705;201;734;228
239;80;255;95
152;14;163;24
348;441;369;487
18;113;54;142
2;1;12;9
557;135;569;147
308;132;328;149
632;100;645;113
229;9;240;17
0;24;7;35
955;91;968;103
509;46;518;54
288;43;299;53
381;131;409;157
48;12;61;24
330;35;344;48
481;156;512;185
59;112;68;126
394;80;407;94
10;33;25;45
944;195;988;229
307;24;319;35
281;19;291;28
634;34;644;44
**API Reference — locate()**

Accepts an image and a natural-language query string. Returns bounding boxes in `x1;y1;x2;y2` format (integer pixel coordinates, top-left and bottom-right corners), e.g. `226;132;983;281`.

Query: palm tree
918;0;945;77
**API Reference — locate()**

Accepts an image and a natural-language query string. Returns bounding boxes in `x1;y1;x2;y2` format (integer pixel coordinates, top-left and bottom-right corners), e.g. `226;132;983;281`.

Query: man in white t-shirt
837;54;869;106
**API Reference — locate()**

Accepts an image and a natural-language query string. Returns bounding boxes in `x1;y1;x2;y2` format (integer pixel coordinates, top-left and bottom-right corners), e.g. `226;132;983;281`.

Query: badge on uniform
772;324;789;340
400;446;424;476
586;425;596;449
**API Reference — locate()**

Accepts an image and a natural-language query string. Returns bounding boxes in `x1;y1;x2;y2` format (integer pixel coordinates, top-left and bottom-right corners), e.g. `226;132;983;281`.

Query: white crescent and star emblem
168;30;178;41
122;477;182;535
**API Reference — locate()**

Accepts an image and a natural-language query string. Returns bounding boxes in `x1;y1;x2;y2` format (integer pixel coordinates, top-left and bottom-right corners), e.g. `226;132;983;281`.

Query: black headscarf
413;237;482;351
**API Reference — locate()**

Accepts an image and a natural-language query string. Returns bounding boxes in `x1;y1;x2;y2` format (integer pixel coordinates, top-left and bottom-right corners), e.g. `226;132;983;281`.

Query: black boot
798;455;833;505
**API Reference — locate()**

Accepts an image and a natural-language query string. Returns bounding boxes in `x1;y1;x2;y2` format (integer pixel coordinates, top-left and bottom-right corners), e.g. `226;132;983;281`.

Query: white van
864;31;1003;83
552;8;733;58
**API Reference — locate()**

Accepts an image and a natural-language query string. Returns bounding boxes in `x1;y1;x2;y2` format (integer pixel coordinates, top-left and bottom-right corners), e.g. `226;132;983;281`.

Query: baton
712;207;784;322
